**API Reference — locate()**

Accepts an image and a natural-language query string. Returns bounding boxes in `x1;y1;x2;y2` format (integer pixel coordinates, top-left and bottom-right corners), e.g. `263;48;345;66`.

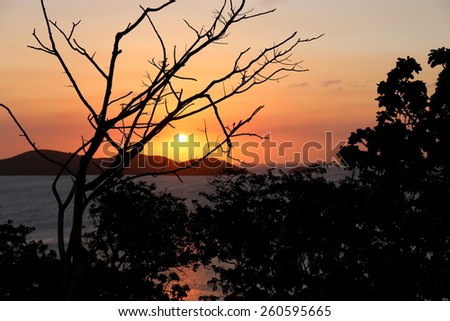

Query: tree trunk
61;151;92;299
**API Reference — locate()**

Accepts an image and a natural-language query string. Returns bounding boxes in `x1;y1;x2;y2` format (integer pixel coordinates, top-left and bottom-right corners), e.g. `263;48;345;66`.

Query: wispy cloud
348;82;368;88
289;82;309;88
321;80;342;87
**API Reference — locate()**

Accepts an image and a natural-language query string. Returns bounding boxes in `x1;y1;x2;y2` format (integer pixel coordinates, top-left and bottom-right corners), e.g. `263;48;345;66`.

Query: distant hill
0;150;244;176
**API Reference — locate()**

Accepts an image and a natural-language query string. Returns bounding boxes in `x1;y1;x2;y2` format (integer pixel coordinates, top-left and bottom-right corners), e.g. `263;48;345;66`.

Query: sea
0;167;350;299
0;175;214;245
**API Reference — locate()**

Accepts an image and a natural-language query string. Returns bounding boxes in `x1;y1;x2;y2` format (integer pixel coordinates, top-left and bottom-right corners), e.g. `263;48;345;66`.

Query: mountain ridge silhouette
0;150;243;176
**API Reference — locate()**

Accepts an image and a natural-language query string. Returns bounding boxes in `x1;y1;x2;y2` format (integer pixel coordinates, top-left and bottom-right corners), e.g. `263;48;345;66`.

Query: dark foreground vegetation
1;48;449;300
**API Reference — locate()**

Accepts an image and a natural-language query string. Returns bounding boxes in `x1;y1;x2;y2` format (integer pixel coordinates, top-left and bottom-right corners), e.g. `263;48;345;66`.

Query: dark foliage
337;47;450;300
340;48;450;188
83;176;196;300
1;177;197;300
192;169;450;300
192;169;341;300
0;221;60;300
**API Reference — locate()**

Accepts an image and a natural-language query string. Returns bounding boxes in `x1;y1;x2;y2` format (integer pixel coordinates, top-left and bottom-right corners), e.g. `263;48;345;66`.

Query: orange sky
1;0;449;165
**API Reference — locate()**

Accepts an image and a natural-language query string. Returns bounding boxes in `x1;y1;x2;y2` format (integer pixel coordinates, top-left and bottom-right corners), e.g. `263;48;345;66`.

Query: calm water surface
0;175;212;244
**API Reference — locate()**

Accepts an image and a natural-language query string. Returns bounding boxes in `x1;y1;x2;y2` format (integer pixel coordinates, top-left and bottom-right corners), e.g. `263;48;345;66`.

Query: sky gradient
1;0;449;164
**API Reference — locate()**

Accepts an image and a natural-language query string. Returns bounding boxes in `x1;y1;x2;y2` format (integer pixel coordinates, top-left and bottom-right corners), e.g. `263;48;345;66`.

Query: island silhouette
0;150;243;176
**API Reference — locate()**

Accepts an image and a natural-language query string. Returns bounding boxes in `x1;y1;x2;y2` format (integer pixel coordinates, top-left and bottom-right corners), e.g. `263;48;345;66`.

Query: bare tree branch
29;0;98;121
48;19;108;79
0;103;75;176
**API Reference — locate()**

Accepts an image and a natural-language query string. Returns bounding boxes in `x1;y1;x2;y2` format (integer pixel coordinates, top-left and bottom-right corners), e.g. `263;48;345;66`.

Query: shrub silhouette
1;177;197;300
192;169;349;300
83;176;196;300
0;221;60;300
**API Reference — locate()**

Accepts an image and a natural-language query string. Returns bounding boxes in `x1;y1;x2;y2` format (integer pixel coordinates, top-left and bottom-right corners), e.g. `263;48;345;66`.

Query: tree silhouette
192;49;450;300
83;176;194;300
341;48;450;188
191;169;346;300
1;0;320;298
339;47;450;300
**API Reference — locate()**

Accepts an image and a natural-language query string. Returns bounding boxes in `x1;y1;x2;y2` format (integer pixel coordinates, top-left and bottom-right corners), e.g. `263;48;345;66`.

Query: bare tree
1;0;321;298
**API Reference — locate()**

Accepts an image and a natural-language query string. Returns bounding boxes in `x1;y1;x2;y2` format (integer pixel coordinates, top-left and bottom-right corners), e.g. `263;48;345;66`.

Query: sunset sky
1;0;449;165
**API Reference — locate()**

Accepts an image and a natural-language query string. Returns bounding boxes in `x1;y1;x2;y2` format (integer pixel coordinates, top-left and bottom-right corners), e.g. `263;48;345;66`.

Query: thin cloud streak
321;80;342;87
289;82;310;88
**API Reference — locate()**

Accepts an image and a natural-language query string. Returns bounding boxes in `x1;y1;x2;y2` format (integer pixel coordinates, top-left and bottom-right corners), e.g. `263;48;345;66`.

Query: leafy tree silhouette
341;48;450;189
338;47;450;300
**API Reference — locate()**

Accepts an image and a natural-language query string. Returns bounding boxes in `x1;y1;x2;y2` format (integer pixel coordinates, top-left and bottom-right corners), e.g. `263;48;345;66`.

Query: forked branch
7;0;321;270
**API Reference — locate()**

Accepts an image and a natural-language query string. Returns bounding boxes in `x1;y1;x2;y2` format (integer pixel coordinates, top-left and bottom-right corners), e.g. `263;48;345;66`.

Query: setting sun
177;133;188;143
